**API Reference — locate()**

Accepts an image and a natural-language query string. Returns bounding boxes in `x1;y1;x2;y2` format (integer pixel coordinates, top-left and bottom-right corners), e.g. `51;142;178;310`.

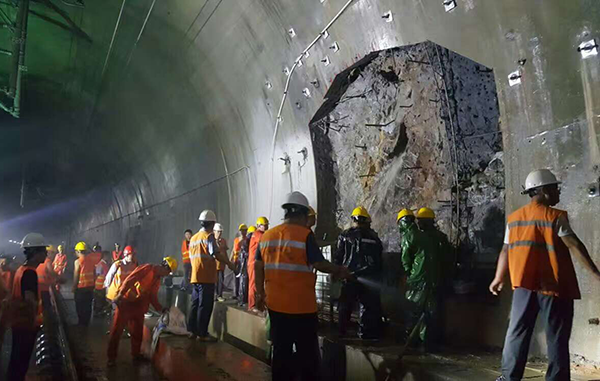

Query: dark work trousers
187;283;215;337
501;288;574;381
269;309;320;381
238;269;249;306
181;263;192;292
7;328;38;381
338;281;382;339
233;261;241;299
74;287;94;326
216;270;225;298
40;291;52;313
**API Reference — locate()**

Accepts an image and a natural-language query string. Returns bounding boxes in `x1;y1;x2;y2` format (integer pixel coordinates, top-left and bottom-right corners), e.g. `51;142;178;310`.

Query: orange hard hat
123;246;135;255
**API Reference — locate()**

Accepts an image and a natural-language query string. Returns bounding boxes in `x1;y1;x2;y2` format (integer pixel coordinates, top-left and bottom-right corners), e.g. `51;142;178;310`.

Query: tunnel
1;0;600;380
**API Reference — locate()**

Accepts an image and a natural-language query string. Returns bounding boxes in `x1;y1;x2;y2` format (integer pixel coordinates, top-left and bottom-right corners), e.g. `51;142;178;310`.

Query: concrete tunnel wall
56;0;600;362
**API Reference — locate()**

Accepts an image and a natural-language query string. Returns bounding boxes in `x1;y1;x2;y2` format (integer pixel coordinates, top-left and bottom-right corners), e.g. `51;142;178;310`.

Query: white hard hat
214;223;223;231
21;233;47;249
524;169;561;192
281;191;310;210
199;210;217;222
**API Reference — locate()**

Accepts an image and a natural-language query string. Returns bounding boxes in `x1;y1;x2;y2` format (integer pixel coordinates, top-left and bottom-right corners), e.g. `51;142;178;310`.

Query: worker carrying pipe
255;191;351;381
107;257;178;367
334;206;383;340
490;169;600;381
187;210;235;342
6;233;47;381
249;216;269;312
72;242;102;326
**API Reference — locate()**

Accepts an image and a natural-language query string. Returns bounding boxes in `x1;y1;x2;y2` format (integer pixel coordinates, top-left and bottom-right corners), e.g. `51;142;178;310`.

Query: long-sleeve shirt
117;264;163;312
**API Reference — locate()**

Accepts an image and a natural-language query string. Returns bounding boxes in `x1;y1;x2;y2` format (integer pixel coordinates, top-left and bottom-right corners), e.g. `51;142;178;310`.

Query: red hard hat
123;246;135;255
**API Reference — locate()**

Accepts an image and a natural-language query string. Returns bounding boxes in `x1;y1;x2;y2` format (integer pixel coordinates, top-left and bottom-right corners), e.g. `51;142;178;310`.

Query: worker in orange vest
0;255;14;293
214;223;229;302
72;242;102;326
111;243;123;263
248;216;269;312
188;210;235;341
93;251;111;316
52;244;67;285
0;255;14;353
490;169;600;381
181;229;193;291
36;245;59;312
107;257;178;366
255;192;351;381
7;233;47;381
232;224;249;303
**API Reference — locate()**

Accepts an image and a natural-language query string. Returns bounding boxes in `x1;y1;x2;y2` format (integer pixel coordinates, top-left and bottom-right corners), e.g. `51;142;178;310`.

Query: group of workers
1;167;598;381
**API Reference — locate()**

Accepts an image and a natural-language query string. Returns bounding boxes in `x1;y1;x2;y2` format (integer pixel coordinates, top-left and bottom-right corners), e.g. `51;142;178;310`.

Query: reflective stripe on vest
78;253;101;289
182;239;190;263
261;224;316;314
507;202;581;299
190;230;217;284
95;261;109;290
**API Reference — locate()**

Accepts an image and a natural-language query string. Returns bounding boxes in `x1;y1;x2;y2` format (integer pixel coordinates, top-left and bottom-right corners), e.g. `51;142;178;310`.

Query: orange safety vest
216;238;228;271
0;269;13;293
53;253;67;276
181;239;191;264
507;201;581;299
190;230;217;284
11;265;43;330
36;258;53;292
95;260;109;290
77;252;102;289
106;260;138;300
259;224;316;314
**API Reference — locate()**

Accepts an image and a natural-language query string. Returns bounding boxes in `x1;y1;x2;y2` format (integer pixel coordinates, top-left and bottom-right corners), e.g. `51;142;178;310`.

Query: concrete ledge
141;316;271;380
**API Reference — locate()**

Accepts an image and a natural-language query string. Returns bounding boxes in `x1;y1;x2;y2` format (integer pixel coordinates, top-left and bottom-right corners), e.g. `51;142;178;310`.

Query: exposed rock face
310;41;504;280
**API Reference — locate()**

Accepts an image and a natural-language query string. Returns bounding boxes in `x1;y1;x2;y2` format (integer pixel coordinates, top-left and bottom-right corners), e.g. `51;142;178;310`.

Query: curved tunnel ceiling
1;0;600;360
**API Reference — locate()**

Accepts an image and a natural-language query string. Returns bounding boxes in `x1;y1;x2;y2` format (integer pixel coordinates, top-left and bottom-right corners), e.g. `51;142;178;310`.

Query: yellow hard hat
417;207;435;219
74;241;87;252
396;209;414;221
163;256;178;273
238;224;248;231
256;216;269;225
46;245;56;253
308;206;317;217
351;206;371;220
248;226;257;233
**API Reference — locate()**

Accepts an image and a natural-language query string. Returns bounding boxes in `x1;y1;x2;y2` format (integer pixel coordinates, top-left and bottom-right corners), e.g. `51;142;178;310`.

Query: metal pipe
0;47;12;55
268;0;360;216
9;0;29;98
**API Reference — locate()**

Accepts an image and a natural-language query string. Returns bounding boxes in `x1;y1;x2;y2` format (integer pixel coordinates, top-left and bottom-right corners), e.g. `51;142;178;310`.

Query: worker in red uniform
188;210;235;341
232;224;249;302
214;223;229;302
107;257;178;366
255;192;351;381
93;251;111;316
112;242;123;263
7;233;47;381
36;245;59;312
52;244;67;283
181;229;193;291
249;216;269;312
72;242;102;326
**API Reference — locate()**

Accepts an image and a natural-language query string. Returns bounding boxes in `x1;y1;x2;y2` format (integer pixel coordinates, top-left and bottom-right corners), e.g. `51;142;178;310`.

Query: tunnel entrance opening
309;41;504;316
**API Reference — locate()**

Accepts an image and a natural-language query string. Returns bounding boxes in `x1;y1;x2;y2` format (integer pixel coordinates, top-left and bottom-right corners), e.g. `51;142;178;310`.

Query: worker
255;191;351;381
307;207;317;230
52;244;67;284
94;251;110;316
401;207;445;350
0;255;14;293
112;242;122;263
72;242;102;326
105;245;138;302
181;229;193;291
188;210;235;341
7;233;47;381
107;257;177;366
36;245;59;312
249;216;269;312
334;206;384;340
490;169;600;381
232;224;249;303
214;223;229;302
